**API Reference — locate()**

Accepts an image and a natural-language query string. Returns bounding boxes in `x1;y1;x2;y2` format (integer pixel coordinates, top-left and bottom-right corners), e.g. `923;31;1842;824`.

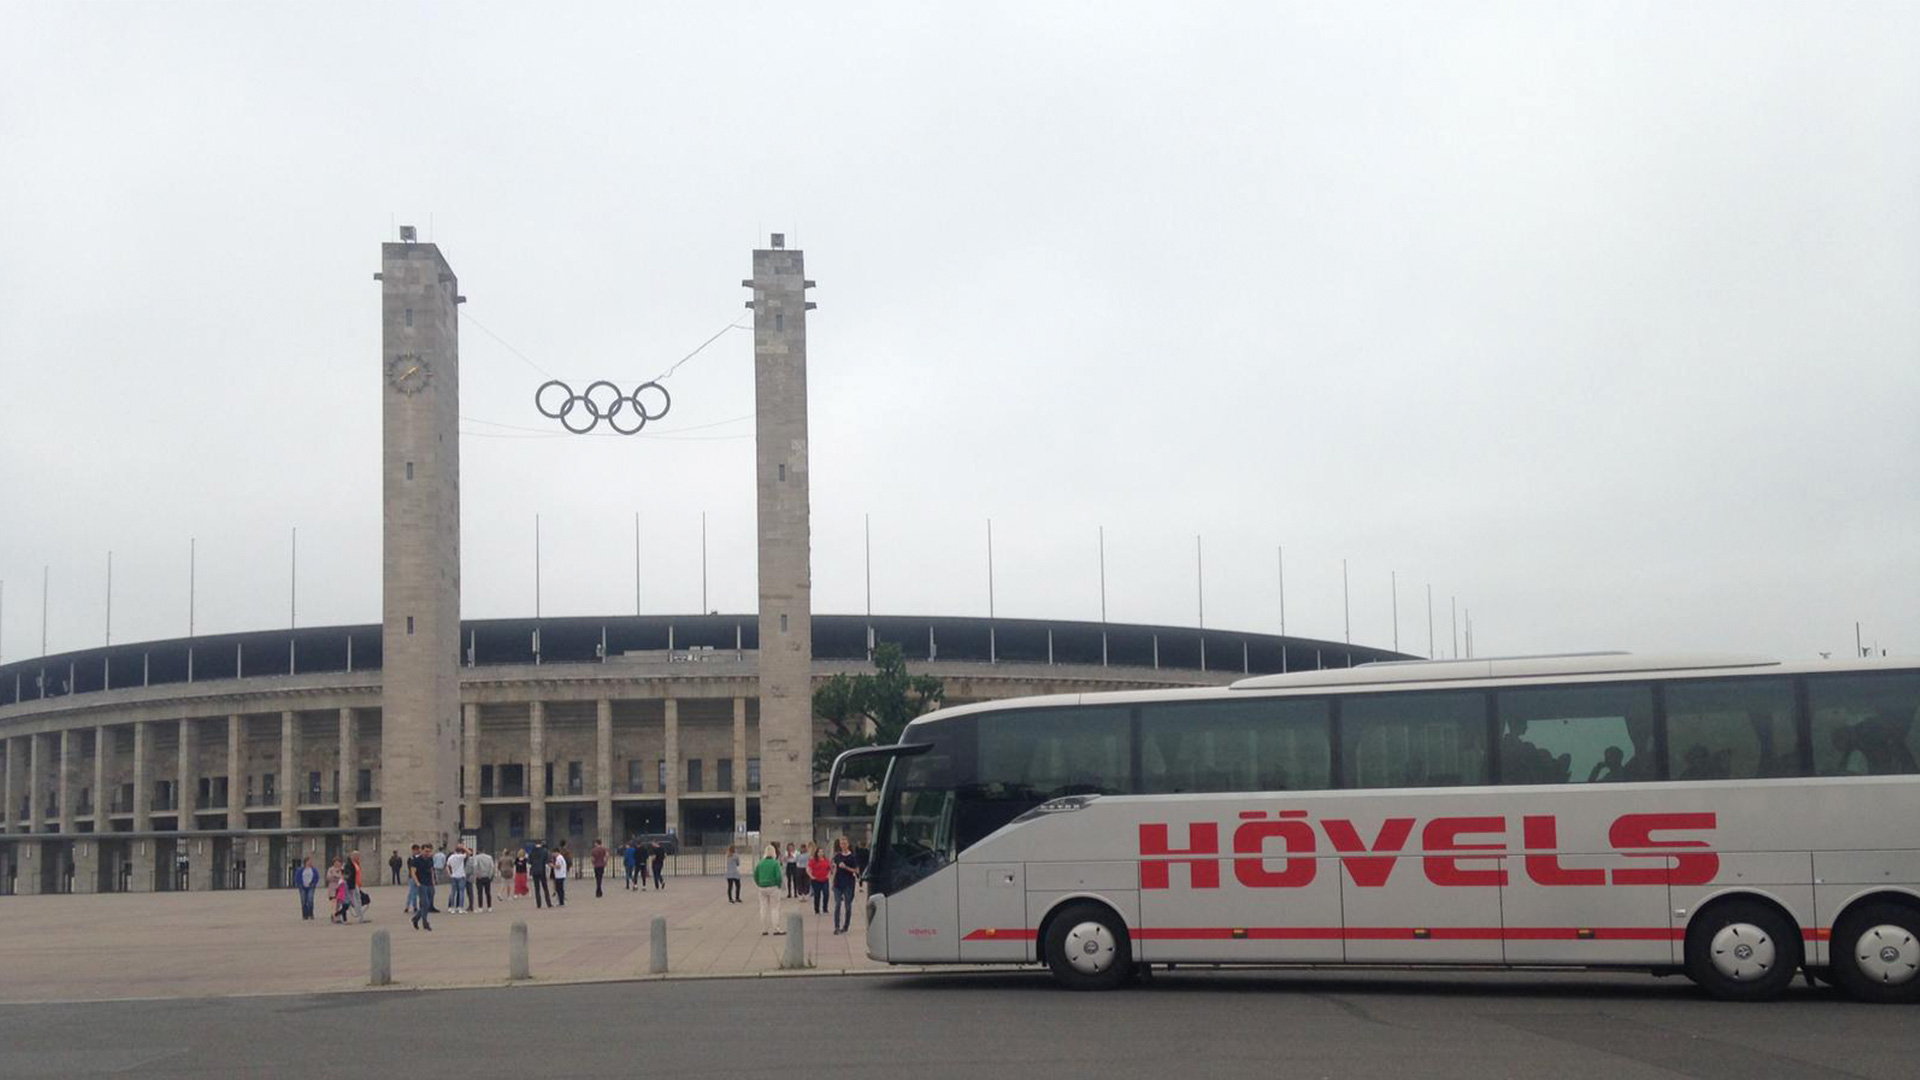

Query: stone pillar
338;708;357;828
132;721;151;834
462;703;481;835
92;725;108;831
126;836;153;893
279;711;296;827
746;237;816;843
246;834;271;890
177;717;195;828
595;699;612;842
29;732;43;833
16;841;38;895
187;834;215;892
377;238;464;858
528;701;546;841
72;838;97;894
3;736;15;833
663;698;680;838
226;714;245;832
732;696;748;833
58;729;74;834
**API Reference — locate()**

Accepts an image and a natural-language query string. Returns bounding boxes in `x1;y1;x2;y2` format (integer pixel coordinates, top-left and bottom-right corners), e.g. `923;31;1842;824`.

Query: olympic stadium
0;234;1405;898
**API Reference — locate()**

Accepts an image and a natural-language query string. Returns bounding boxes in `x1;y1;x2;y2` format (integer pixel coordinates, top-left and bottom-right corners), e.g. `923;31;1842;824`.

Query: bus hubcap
1854;925;1919;986
1709;923;1775;982
1063;921;1116;975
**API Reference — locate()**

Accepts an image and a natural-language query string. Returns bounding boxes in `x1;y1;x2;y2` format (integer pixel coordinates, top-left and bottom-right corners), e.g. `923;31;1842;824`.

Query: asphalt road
0;967;1913;1079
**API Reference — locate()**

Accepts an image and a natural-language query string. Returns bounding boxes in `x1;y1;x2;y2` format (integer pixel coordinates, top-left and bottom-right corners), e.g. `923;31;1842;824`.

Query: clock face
387;353;432;395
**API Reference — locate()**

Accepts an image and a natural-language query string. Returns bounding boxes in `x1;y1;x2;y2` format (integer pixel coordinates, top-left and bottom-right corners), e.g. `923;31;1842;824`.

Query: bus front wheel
1043;902;1133;991
1684;900;1801;1002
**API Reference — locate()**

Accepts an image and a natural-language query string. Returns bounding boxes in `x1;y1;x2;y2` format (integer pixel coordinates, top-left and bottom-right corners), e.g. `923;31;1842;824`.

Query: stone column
595;699;612;842
732;696;748;834
338;708;356;828
57;729;74;834
462;703;481;835
279;711;296;828
177;717;194;827
226;714;245;832
3;736;15;833
127;835;153;893
528;701;546;841
16;840;38;895
29;732;43;832
132;721;151;834
72;839;97;894
663;698;680;838
187;835;216;892
93;725;108;831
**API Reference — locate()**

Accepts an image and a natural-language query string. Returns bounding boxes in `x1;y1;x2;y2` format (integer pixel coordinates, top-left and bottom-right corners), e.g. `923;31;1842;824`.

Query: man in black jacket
529;840;551;908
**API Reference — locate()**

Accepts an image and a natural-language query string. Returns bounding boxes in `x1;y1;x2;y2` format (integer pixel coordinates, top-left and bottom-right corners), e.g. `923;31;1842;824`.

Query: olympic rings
534;379;672;435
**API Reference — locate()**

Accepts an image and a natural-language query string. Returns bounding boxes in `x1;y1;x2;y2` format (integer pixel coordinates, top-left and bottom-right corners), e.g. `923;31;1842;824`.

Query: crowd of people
292;835;873;939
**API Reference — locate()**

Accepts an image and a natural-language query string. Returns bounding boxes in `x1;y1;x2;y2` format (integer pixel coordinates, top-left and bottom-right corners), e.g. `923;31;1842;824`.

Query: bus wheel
1830;902;1920;1004
1044;902;1132;991
1685;901;1800;1002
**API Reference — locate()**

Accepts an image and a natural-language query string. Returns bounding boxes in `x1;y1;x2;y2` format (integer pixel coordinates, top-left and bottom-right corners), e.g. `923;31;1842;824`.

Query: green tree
812;642;944;788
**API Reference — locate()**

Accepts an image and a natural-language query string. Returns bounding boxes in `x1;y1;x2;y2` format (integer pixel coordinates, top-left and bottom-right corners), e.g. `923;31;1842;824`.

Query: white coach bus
831;653;1920;1001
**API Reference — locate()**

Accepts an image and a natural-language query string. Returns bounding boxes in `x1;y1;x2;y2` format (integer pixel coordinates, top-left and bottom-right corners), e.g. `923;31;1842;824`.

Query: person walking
754;843;785;935
432;844;448;886
512;849;530;901
724;844;742;903
551;844;569;906
808;844;831;915
325;858;345;923
388;849;403;886
649;841;666;890
409;845;435;931
295;856;320;921
529;840;551;909
590;839;609;899
470;848;495;912
831;837;859;935
447;845;469;914
403;844;421;913
344;851;368;924
623;840;640;891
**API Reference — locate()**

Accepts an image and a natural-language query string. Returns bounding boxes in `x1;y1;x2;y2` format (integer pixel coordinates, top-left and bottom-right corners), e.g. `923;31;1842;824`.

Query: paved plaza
0;872;896;1003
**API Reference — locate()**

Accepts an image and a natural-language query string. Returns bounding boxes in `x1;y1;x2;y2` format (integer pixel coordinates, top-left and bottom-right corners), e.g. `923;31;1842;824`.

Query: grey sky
2;2;1916;664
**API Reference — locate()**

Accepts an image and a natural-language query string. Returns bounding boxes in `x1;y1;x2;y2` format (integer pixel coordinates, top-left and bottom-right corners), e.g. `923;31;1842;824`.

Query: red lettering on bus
1320;817;1415;887
1231;814;1317;888
1421;816;1509;887
1139;822;1220;889
1521;815;1606;886
1608;812;1718;886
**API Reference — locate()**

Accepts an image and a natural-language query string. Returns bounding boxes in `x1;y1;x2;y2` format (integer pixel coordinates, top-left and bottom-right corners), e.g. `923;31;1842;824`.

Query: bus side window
1340;691;1488;789
1664;677;1799;780
1494;684;1655;785
1809;673;1920;777
1139;699;1330;794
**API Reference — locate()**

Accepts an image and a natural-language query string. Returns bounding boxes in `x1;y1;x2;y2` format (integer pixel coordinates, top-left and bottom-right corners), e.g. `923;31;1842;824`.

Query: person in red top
589;839;610;899
807;844;832;915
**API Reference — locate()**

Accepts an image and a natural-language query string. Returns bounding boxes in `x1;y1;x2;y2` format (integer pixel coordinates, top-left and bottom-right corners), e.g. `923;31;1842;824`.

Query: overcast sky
2;2;1916;666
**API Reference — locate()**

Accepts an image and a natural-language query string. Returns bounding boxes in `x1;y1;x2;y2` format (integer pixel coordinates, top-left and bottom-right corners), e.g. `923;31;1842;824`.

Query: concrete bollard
370;928;391;986
782;911;807;970
650;916;668;974
510;920;530;981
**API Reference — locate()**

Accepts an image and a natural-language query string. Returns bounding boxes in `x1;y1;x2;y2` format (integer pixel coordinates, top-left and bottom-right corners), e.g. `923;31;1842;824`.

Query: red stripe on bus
967;926;1693;942
1802;927;1830;941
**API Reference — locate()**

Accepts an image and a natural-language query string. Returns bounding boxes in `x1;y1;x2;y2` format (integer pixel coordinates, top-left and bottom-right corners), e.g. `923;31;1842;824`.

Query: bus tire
1684;899;1801;1002
1043;902;1132;991
1829;901;1920;1004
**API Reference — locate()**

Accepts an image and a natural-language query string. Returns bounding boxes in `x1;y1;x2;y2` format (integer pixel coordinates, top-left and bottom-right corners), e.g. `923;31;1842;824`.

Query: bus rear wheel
1684;900;1801;1002
1044;902;1132;991
1830;901;1920;1004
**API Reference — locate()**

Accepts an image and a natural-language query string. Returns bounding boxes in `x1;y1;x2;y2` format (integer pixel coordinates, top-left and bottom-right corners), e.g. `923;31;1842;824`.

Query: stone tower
745;235;816;843
378;236;463;853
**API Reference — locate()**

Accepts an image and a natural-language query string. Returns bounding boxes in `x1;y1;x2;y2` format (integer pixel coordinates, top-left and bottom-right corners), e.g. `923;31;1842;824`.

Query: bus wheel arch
1683;892;1804;1002
1039;897;1134;991
1827;891;1920;1004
